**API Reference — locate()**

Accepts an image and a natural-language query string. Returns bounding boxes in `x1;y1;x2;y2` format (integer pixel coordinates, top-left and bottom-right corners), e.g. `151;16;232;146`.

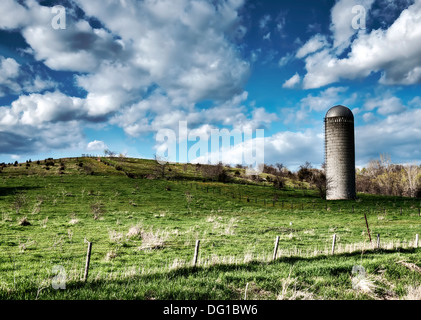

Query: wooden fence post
83;241;92;282
364;212;372;243
193;240;200;267
377;234;380;249
331;234;336;255
273;236;280;260
244;283;249;300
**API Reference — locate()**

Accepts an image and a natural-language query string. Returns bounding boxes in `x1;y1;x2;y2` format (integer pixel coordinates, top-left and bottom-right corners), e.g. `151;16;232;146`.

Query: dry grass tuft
109;230;124;243
396;260;421;274
403;285;421;300
105;250;118;261
352;277;376;294
137;229;169;250
126;225;142;239
277;269;315;300
69;218;79;225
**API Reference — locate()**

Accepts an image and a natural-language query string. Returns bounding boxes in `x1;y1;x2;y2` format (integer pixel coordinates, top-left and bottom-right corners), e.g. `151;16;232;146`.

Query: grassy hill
0;156;420;300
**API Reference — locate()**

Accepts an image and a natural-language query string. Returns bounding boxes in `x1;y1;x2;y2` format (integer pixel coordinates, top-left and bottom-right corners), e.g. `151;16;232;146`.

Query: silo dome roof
325;105;353;119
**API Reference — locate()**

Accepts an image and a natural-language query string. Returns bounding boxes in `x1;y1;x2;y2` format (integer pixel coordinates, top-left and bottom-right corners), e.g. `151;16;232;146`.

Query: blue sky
0;0;420;170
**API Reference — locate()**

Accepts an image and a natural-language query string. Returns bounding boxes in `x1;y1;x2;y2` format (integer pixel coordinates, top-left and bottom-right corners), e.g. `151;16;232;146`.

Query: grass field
0;157;420;300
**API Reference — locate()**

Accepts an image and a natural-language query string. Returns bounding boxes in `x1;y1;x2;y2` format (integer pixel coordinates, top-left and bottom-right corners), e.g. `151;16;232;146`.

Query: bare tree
403;164;420;198
104;149;116;157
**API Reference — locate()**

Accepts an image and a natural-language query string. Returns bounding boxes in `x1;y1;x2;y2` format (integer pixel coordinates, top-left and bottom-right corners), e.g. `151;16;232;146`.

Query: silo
324;105;356;200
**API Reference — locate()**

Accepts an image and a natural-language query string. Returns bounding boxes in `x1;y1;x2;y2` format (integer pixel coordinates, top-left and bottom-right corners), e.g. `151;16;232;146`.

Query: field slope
0;157;420;300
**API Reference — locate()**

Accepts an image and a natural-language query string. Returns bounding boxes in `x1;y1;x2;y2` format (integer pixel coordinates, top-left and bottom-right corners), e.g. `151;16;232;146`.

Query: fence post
273;236;280;260
244;283;249;300
83;241;92;282
193;240;200;267
377;234;380;249
415;234;419;248
331;234;336;255
364;212;372;243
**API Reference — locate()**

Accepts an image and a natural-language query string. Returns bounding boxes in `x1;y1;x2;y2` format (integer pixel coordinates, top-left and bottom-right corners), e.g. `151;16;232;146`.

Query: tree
403;164;420;198
297;162;313;182
104;149;116;157
271;163;286;190
311;170;327;199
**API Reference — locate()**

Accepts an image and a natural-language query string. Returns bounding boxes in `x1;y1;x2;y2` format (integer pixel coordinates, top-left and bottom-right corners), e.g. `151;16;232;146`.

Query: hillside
0;156;420;300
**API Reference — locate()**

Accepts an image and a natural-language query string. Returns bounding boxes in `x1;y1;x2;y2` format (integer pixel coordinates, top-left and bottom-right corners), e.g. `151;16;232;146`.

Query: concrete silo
324;105;356;200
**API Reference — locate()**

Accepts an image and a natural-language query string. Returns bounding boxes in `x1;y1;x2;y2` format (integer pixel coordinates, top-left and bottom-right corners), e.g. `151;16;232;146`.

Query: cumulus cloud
356;108;421;165
296;34;328;59
0;56;55;97
282;73;301;88
364;95;406;115
330;0;375;52
301;0;421;88
300;87;348;112
87;140;108;151
0;91;86;154
0;0;256;155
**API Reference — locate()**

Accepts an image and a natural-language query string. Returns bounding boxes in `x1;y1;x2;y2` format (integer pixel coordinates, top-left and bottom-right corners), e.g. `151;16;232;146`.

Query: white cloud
302;0;421;88
330;0;375;53
282;73;301;89
0;0;254;155
409;96;421;107
0;0;29;30
0;57;21;95
300;87;348;112
364;95;406;115
259;14;271;29
278;53;293;67
87;140;108;151
296;34;328;59
0;56;56;97
356;108;421;165
0;91;86;154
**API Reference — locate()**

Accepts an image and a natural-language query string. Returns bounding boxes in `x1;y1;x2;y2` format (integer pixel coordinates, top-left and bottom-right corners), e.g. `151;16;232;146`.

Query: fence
0;230;419;283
